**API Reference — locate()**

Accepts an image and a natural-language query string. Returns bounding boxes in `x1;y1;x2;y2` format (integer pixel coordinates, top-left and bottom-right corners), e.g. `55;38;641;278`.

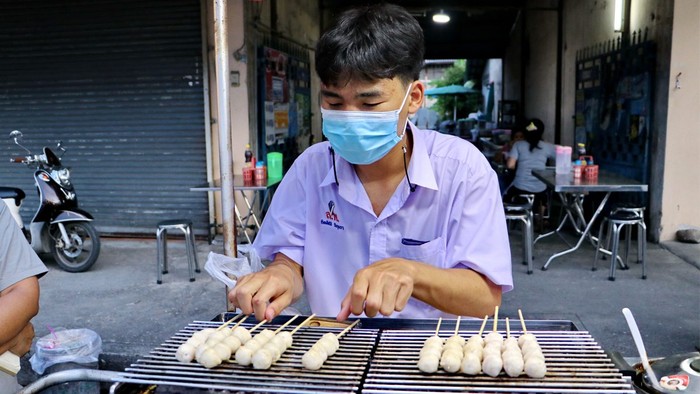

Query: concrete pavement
17;230;700;386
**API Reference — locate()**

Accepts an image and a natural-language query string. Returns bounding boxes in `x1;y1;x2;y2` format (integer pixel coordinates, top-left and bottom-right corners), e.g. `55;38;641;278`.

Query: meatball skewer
482;306;503;377
301;318;359;370
518;309;547;378
251;314;305;369
417;317;444;373
502;318;524;377
460;315;488;375
175;314;244;363
440;316;464;373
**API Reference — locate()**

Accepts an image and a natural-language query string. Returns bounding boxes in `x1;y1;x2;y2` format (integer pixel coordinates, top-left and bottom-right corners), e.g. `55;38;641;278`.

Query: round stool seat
158;219;193;228
609;211;642;221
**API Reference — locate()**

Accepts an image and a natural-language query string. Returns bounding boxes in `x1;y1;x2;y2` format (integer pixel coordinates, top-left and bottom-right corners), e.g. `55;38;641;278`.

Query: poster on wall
264;48;290;145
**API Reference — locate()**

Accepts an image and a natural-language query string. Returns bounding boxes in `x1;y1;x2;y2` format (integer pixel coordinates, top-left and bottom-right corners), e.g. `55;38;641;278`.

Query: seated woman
505;118;556;214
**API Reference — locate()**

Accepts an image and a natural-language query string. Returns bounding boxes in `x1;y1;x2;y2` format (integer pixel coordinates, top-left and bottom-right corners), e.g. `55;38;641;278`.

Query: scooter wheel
50;221;101;272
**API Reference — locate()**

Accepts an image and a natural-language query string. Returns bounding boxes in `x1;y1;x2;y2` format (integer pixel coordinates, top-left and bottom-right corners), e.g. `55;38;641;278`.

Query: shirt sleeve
446;156;513;292
252;159;307;266
508;142;520;160
0;205;48;292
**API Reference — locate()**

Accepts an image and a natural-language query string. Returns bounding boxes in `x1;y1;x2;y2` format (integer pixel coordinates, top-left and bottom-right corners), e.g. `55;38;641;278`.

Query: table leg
542;192;611;270
534;193;582;246
234;204;252;244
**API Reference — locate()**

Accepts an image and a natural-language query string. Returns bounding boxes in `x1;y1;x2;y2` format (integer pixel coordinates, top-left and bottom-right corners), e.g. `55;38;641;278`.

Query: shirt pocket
397;236;446;268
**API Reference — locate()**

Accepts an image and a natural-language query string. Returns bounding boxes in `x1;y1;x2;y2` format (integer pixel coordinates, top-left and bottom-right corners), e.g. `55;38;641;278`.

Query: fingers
227;269;294;321
395;282;412;312
349;274;369;317
336;294;351;321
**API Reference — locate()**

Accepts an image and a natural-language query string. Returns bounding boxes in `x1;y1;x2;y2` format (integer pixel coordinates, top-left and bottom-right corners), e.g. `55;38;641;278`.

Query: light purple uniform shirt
253;123;513;318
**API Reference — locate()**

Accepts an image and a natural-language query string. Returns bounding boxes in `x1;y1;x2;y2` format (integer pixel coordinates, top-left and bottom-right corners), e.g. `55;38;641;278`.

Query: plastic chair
504;194;535;274
156;219;200;284
592;207;647;281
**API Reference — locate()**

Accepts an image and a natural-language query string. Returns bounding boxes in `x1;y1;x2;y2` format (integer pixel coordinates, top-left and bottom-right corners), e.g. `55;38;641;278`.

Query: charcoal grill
107;314;636;393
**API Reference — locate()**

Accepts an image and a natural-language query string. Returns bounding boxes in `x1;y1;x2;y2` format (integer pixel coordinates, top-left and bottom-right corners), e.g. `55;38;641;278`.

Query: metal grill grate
113;317;636;393
117;320;378;393
364;329;636;393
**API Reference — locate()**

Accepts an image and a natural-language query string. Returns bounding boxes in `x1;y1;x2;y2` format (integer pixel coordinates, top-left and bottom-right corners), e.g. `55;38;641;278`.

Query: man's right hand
227;253;303;322
8;322;34;357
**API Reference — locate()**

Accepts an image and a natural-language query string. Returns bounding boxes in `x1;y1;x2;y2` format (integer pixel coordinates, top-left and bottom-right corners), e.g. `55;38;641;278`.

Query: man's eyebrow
320;89;342;98
356;89;383;98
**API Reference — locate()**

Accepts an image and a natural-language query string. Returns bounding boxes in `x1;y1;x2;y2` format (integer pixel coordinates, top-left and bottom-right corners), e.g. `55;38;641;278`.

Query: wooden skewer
478;315;489;336
232;315;249;329
506;317;511;338
250;319;268;333
453;316;461;336
274;314;300;334
217;314;243;330
518;309;527;334
493;306;499;332
337;319;360;338
290;314;317;335
434;317;443;336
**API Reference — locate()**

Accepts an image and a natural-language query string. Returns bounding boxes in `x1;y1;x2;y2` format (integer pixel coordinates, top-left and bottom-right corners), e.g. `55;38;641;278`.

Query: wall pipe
213;0;237;258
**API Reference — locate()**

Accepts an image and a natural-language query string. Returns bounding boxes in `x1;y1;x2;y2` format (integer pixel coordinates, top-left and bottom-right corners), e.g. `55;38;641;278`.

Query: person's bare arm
337;258;501;320
227;253;304;321
506;156;517;170
0;277;40;355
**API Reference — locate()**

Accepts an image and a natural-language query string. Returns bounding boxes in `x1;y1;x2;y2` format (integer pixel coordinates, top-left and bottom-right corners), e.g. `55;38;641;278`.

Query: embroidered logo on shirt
321;200;344;230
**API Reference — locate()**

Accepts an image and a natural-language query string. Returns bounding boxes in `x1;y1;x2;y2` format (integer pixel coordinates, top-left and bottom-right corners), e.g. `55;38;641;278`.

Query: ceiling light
432;10;450;24
613;0;624;32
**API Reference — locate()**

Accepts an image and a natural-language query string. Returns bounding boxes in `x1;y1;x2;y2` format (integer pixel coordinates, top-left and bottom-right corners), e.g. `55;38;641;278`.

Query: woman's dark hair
526;118;545;152
315;3;424;87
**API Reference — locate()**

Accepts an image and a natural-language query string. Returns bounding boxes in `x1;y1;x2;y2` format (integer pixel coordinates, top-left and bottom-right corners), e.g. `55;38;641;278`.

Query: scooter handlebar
10;156;26;163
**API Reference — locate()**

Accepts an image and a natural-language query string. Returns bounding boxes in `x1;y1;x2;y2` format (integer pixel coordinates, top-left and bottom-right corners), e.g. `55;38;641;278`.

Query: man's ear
407;81;425;115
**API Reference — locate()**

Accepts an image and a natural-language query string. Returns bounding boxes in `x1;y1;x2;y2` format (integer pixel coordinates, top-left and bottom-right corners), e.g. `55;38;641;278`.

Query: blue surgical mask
322;85;412;165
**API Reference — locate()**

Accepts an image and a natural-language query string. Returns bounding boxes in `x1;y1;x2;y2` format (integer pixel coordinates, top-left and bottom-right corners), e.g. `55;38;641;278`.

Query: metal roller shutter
0;0;208;235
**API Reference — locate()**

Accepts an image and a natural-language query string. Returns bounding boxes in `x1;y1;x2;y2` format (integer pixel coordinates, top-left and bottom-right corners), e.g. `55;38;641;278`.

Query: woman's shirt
508;140;556;192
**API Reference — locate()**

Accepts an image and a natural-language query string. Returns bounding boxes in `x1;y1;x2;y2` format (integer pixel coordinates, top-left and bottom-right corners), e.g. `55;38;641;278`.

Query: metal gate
0;0;208;235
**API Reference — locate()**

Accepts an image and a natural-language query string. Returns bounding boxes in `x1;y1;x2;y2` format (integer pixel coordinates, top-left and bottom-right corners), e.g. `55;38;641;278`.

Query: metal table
532;169;647;270
190;176;281;243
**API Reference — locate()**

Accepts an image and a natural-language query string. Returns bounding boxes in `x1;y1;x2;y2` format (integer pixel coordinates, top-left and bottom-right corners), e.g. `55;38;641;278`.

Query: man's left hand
337;258;416;321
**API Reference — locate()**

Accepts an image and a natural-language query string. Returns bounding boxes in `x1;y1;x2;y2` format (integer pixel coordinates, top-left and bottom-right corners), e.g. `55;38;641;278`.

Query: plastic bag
204;246;264;289
29;328;102;374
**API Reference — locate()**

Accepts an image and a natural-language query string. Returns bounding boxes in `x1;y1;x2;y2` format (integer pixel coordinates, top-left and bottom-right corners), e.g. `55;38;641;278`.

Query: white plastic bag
204;246;264;288
29;328;102;374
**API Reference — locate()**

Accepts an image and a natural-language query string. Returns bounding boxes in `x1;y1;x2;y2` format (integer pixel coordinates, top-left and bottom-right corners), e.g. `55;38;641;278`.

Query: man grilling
228;3;512;321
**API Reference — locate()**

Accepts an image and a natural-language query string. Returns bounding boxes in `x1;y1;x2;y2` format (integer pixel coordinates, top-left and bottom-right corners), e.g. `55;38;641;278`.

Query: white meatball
517;333;537;347
232;327;251;344
191;328;216;342
445;335;465;347
484;332;504;344
221;335;242;352
302;348;327;370
420;346;442;359
263;341;284;361
440;353;461;373
466;335;484;347
175;343;196;363
441;347;462;359
502;348;522;360
502;337;519;351
212;342;232;361
258;329;275;341
185;336;204;348
417;355;439;373
482;354;503;377
195;345;211;361
424;336;444;348
523;349;545;362
207;331;228;344
524;357;547;378
313;338;337;356
503;353;524;377
460;352;481;375
321;333;340;351
521;340;541;353
244;338;263;352
252;348;274;370
197;347;222;369
235;346;254;366
463;344;483;361
276;332;293;348
483;344;502;359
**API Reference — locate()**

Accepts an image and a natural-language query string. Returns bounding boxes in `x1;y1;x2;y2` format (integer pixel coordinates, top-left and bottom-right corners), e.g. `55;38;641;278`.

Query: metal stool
593;208;647;281
156;219;200;284
504;195;535;274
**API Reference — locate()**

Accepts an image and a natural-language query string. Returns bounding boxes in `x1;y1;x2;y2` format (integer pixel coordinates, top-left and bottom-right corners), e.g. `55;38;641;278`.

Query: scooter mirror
57;140;66;156
9;130;31;154
9;130;23;142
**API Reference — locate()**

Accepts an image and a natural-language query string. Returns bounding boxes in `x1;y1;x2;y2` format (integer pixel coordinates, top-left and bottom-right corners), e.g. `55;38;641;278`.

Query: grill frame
111;314;636;393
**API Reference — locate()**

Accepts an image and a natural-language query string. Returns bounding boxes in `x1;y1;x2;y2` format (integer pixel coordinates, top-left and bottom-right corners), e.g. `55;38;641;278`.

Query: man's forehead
321;78;400;97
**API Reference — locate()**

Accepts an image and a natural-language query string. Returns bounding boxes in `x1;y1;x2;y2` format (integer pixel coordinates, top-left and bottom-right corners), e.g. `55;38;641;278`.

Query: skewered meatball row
417;334;443;373
518;309;547;379
302;319;358;370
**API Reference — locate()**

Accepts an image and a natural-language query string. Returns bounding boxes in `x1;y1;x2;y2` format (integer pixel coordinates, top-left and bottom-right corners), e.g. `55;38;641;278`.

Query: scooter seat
0;187;25;204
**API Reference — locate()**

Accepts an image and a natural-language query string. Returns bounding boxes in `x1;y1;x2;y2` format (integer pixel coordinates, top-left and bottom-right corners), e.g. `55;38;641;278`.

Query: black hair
315;3;424;87
526;118;545;152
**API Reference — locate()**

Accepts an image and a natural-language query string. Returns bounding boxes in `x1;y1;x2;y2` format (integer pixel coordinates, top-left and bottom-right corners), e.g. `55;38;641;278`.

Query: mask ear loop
329;146;339;186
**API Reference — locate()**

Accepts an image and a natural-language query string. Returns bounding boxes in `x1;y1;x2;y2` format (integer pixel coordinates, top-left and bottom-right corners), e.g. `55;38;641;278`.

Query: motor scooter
4;130;101;272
